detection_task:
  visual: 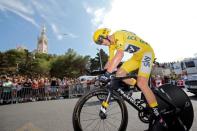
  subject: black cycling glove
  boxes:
[100,72,112,83]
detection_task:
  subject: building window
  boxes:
[185,61,195,68]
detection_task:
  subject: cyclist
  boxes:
[93,28,167,131]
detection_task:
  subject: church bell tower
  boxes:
[37,25,48,54]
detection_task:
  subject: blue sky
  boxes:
[0,0,197,62]
[0,0,111,57]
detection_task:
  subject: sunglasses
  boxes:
[96,35,105,45]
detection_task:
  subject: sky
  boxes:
[0,0,197,63]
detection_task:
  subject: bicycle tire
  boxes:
[156,84,194,130]
[72,88,128,131]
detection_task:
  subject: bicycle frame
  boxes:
[102,79,180,116]
[116,87,145,111]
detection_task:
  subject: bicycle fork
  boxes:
[99,91,111,119]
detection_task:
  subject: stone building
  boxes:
[37,25,48,54]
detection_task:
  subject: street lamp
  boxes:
[97,48,103,70]
[16,63,19,72]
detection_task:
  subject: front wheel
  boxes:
[72,88,128,131]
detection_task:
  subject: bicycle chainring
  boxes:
[138,111,151,123]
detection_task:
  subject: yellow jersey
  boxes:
[108,30,154,60]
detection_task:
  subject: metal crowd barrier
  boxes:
[68,83,96,98]
[0,84,95,105]
[0,87,12,104]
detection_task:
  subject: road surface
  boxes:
[0,90,197,131]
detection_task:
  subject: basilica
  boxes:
[37,25,48,54]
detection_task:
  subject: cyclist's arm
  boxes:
[104,61,110,70]
[104,46,115,69]
[106,33,125,73]
[107,50,124,73]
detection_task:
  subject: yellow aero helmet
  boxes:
[93,28,111,44]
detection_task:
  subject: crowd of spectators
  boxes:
[0,74,96,104]
[151,62,188,87]
[0,75,72,90]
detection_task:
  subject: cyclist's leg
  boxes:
[137,52,167,130]
[137,52,156,107]
[116,56,139,85]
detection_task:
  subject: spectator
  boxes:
[32,79,39,101]
[44,78,50,100]
[0,76,3,87]
[1,76,12,103]
[181,70,188,80]
[50,77,58,99]
[23,79,32,88]
[38,78,45,100]
[3,76,13,87]
[21,78,32,102]
[12,78,18,89]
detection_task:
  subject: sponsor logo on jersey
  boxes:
[142,56,151,67]
[124,44,140,53]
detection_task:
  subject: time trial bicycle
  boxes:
[72,70,194,131]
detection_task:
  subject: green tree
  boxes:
[50,49,90,78]
[0,49,26,74]
[0,48,106,78]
